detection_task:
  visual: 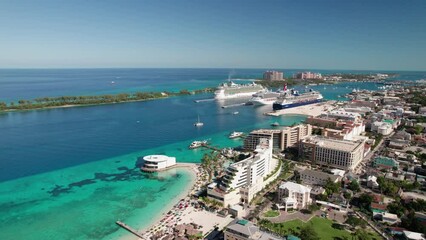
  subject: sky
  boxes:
[0,0,425,70]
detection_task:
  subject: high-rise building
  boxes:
[299,136,365,170]
[207,138,280,206]
[294,72,322,80]
[244,124,312,151]
[263,71,284,81]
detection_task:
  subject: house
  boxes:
[224,219,282,240]
[370,202,387,216]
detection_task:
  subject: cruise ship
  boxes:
[248,89,282,106]
[214,81,264,100]
[272,87,323,110]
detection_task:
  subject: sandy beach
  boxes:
[118,163,216,240]
[265,100,337,117]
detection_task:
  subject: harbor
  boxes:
[265,100,337,117]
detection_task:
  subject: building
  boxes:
[207,139,280,206]
[299,136,365,170]
[263,71,284,81]
[139,155,176,172]
[277,182,312,211]
[373,156,399,169]
[294,72,322,80]
[299,169,341,186]
[224,219,282,240]
[371,121,393,135]
[244,124,312,151]
[402,230,425,240]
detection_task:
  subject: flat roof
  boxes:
[302,135,363,152]
[143,155,174,162]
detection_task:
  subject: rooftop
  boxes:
[279,181,311,194]
[301,135,364,152]
[300,169,340,182]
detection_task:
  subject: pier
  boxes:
[221,103,246,108]
[116,221,145,239]
[194,98,215,103]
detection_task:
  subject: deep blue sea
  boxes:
[0,68,424,240]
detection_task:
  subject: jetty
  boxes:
[221,103,246,108]
[194,98,215,103]
[116,221,145,239]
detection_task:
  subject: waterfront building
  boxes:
[224,219,282,240]
[207,138,280,206]
[299,169,341,186]
[299,136,365,170]
[139,155,176,172]
[263,70,284,81]
[294,72,322,80]
[277,181,312,211]
[244,124,312,151]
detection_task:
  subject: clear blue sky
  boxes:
[0,0,425,70]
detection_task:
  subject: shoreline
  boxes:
[119,163,202,240]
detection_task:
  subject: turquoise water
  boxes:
[1,69,424,239]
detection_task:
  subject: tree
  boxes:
[299,224,320,240]
[354,229,372,240]
[348,180,360,192]
[324,178,340,195]
[358,193,373,211]
[201,151,222,182]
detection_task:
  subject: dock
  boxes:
[221,103,246,108]
[116,221,145,239]
[194,98,215,103]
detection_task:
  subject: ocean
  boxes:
[0,68,424,239]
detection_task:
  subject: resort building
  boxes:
[299,169,341,186]
[299,136,365,170]
[139,155,176,172]
[294,72,322,80]
[244,124,312,151]
[224,219,281,240]
[263,70,284,81]
[277,181,312,212]
[207,138,280,206]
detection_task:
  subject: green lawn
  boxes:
[264,210,280,218]
[260,216,381,240]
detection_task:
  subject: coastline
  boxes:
[265,100,337,117]
[118,163,201,240]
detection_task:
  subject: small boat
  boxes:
[271,122,280,127]
[194,115,203,127]
[111,81,115,84]
[189,140,208,149]
[233,111,239,115]
[229,131,244,139]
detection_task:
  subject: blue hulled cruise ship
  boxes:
[272,86,323,110]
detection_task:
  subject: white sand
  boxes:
[265,100,336,117]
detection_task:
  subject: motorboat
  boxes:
[189,140,208,149]
[229,131,244,139]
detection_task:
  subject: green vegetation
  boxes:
[372,134,383,150]
[263,210,280,218]
[200,151,223,182]
[404,91,426,106]
[324,178,340,195]
[0,87,215,112]
[348,180,360,192]
[377,176,420,197]
[259,217,380,240]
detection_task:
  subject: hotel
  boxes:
[207,139,280,206]
[299,136,365,170]
[263,70,284,81]
[244,124,312,151]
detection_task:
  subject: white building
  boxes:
[371,121,393,135]
[299,136,365,170]
[277,182,312,211]
[403,230,425,240]
[207,139,280,206]
[140,155,176,172]
[299,169,341,186]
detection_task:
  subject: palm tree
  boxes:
[201,150,222,182]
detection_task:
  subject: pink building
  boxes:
[294,72,322,80]
[263,71,284,81]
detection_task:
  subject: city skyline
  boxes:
[0,0,425,70]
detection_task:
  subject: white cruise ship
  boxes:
[248,90,282,106]
[214,81,264,100]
